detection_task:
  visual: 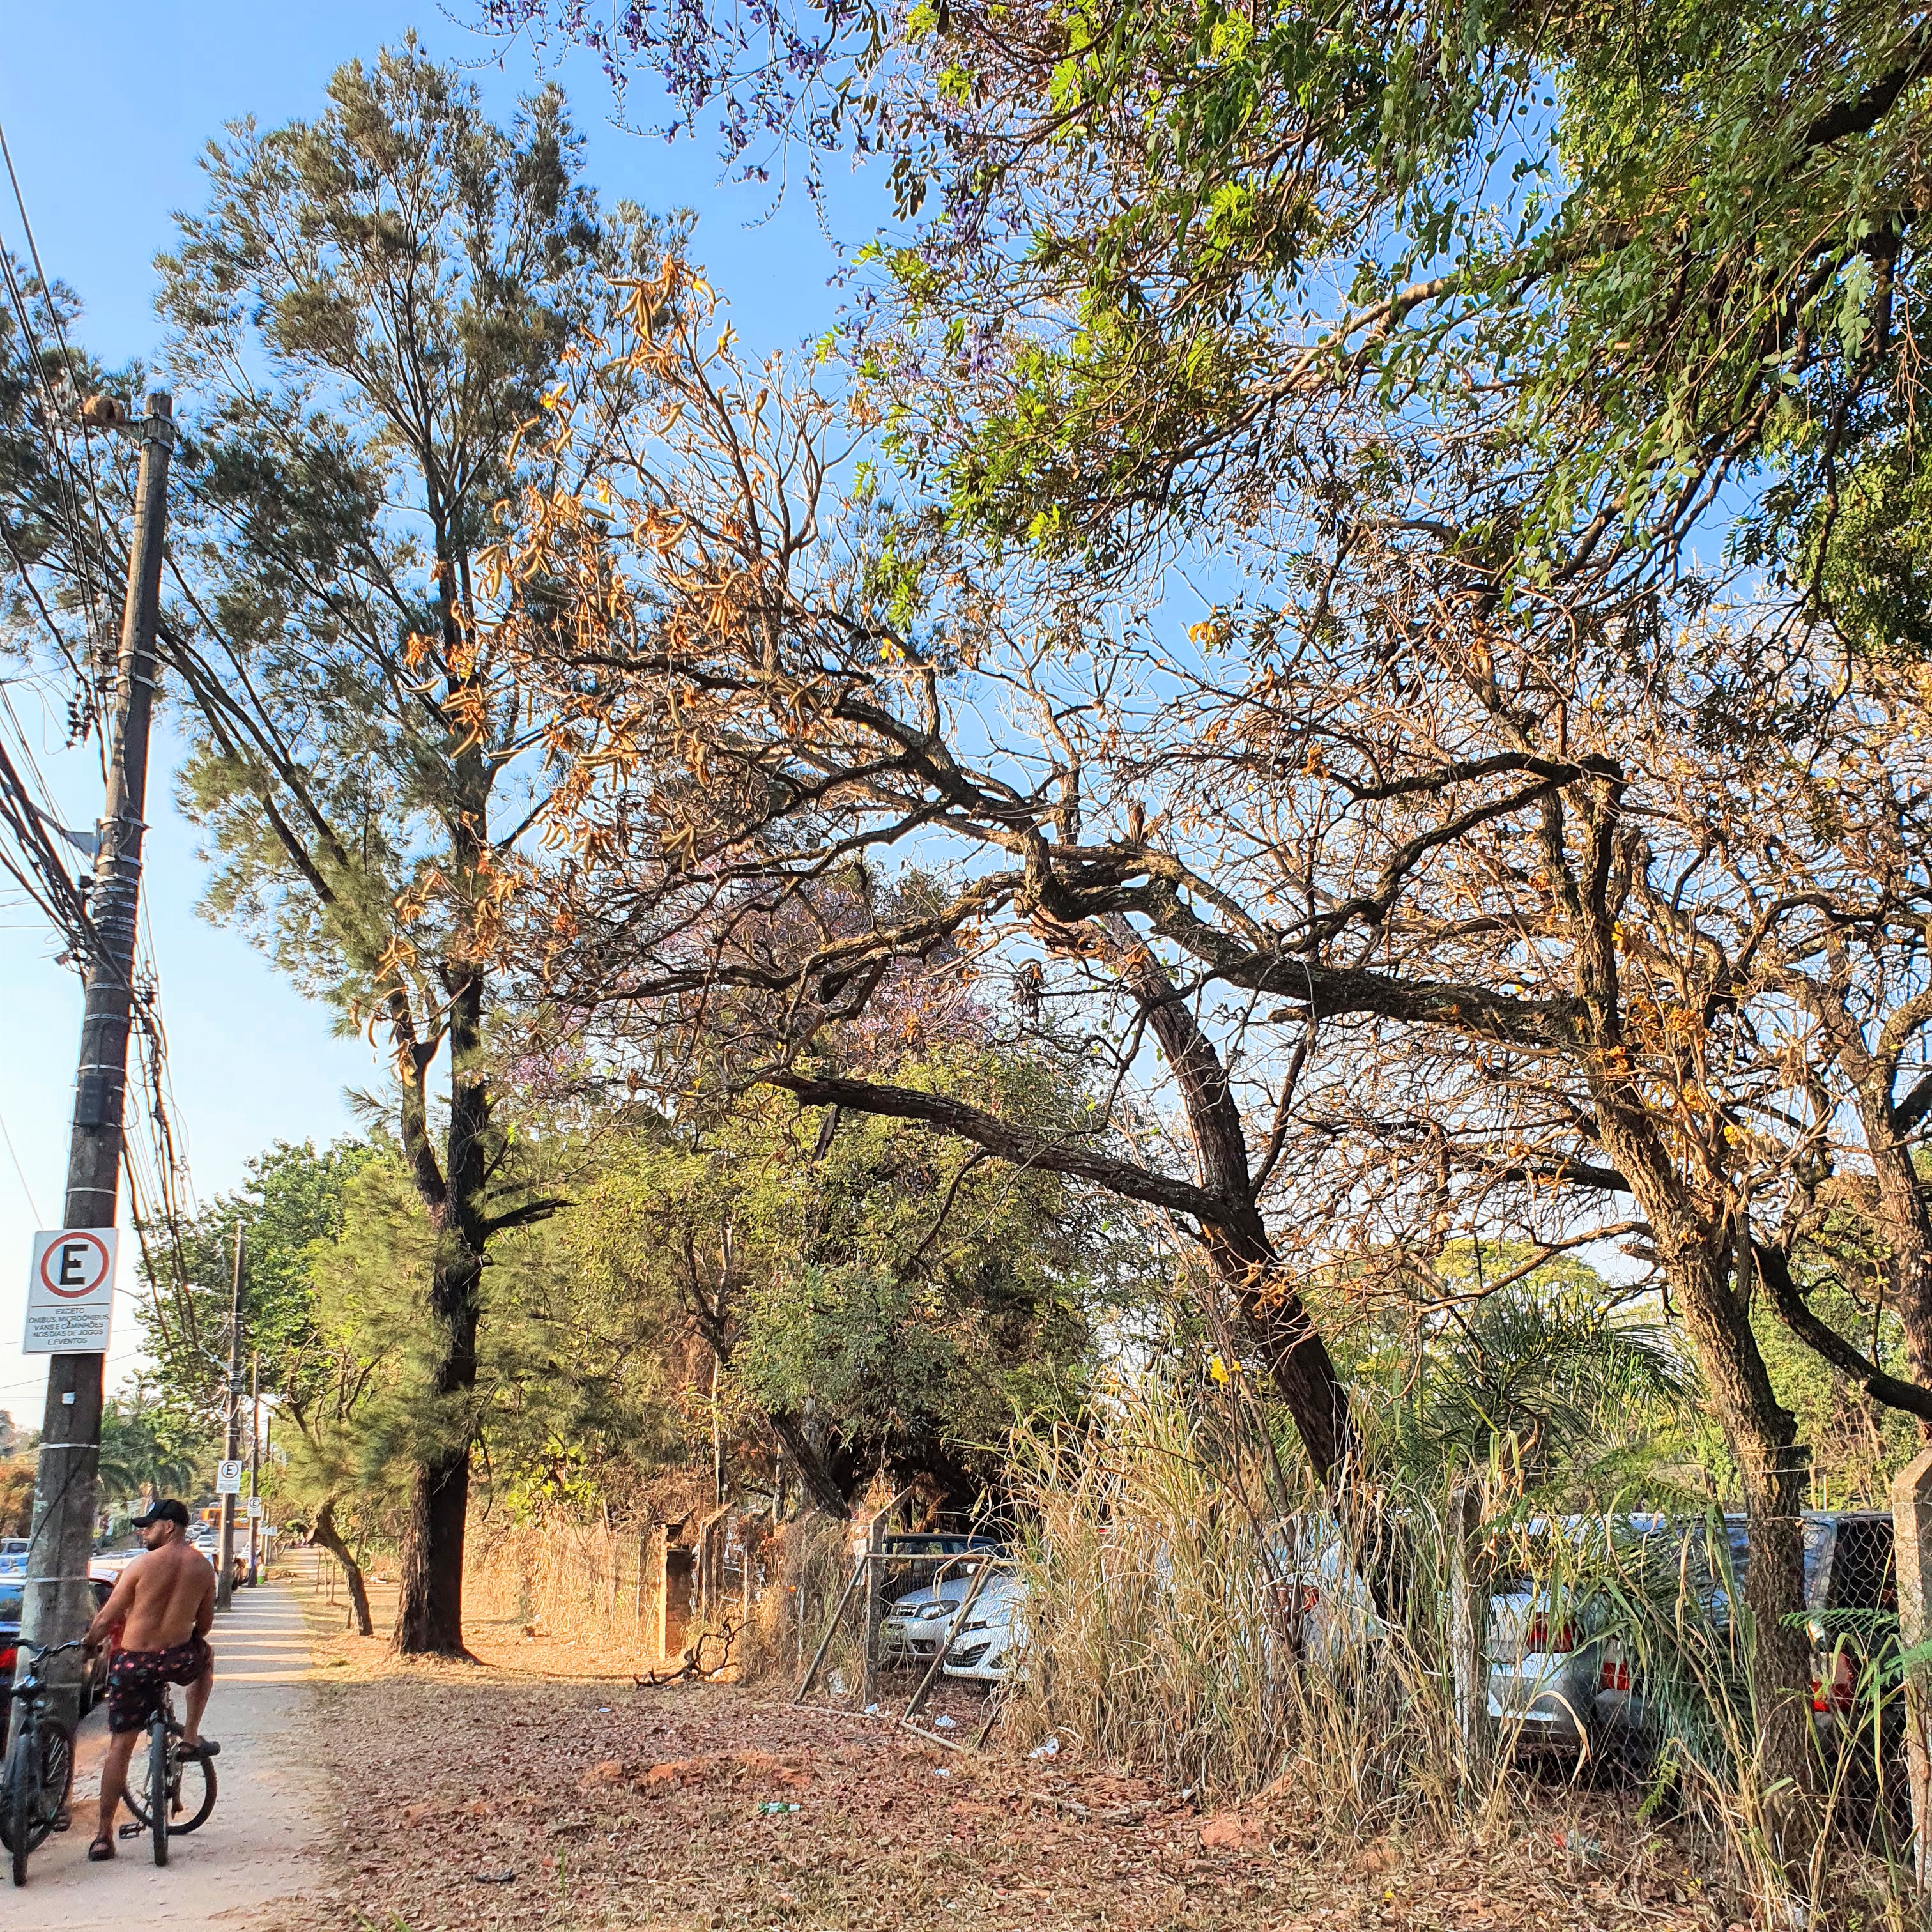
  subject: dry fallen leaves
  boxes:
[264,1597,1722,1932]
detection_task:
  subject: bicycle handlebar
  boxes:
[7,1638,85,1690]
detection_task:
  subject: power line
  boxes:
[0,1101,43,1222]
[0,120,119,707]
[0,121,117,654]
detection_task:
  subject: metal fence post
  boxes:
[1892,1445,1932,1892]
[861,1515,884,1710]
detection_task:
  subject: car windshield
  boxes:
[0,1585,22,1625]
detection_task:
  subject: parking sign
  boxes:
[24,1229,117,1353]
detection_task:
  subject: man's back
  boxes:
[118,1541,215,1650]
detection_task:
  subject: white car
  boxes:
[943,1575,1028,1683]
[880,1572,985,1666]
[1264,1517,1387,1664]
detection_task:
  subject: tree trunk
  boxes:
[312,1495,373,1637]
[1112,923,1356,1483]
[1664,1236,1814,1818]
[1827,1013,1932,1436]
[394,1417,473,1655]
[393,961,489,1659]
[1872,1144,1932,1433]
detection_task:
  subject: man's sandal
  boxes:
[87,1836,114,1861]
[180,1738,220,1759]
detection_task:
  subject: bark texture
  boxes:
[312,1494,376,1638]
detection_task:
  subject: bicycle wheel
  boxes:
[30,1721,70,1850]
[1,1728,28,1887]
[164,1751,215,1835]
[147,1716,168,1866]
[0,1716,71,1883]
[123,1729,216,1839]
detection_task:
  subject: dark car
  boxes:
[1593,1511,1899,1777]
[0,1577,113,1746]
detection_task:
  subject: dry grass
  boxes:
[273,1544,1716,1932]
[280,1423,1915,1932]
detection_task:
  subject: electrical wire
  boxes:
[0,120,118,653]
[0,126,203,1398]
[0,1100,43,1222]
[0,118,123,755]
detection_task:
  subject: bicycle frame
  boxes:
[3,1641,79,1886]
[120,1676,217,1856]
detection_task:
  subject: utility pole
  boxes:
[217,1222,244,1611]
[246,1349,261,1586]
[20,393,174,1725]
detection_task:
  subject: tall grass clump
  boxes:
[1572,1512,1915,1925]
[1006,1376,1478,1834]
[1004,1376,1918,1924]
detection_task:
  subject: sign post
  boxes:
[24,1229,117,1354]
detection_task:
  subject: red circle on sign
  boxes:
[39,1230,110,1298]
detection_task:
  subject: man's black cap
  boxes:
[132,1498,190,1528]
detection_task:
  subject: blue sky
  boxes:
[0,3,883,1423]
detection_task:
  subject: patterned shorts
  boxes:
[105,1634,212,1735]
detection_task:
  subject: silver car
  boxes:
[1485,1574,1604,1753]
[879,1573,983,1666]
[1485,1514,1671,1756]
[943,1574,1028,1683]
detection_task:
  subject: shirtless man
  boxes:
[80,1499,220,1861]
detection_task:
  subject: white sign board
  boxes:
[24,1228,117,1354]
[215,1460,243,1496]
[245,1496,264,1518]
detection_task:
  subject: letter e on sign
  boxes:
[25,1228,117,1354]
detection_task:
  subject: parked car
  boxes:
[943,1574,1029,1683]
[1483,1514,1671,1756]
[185,1527,244,1590]
[0,1575,113,1747]
[880,1570,996,1667]
[1271,1519,1387,1663]
[1485,1511,1899,1768]
[882,1535,1007,1560]
[1595,1512,1896,1758]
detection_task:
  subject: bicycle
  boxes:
[119,1678,216,1865]
[0,1639,82,1887]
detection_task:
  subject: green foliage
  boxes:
[96,1383,212,1506]
[1349,1247,1697,1503]
[578,1050,1148,1500]
[469,1176,698,1520]
[288,1150,444,1529]
[0,1460,33,1538]
[245,1130,697,1529]
[1752,1275,1917,1508]
[857,0,1932,618]
[139,1137,376,1429]
[158,38,657,1011]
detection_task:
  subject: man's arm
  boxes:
[194,1561,215,1637]
[84,1560,140,1646]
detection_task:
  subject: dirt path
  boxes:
[0,1572,328,1929]
[269,1597,1712,1932]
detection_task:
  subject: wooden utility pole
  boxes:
[19,394,174,1724]
[217,1223,245,1610]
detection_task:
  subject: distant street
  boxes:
[0,1573,325,1928]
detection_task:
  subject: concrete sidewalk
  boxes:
[0,1574,328,1928]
